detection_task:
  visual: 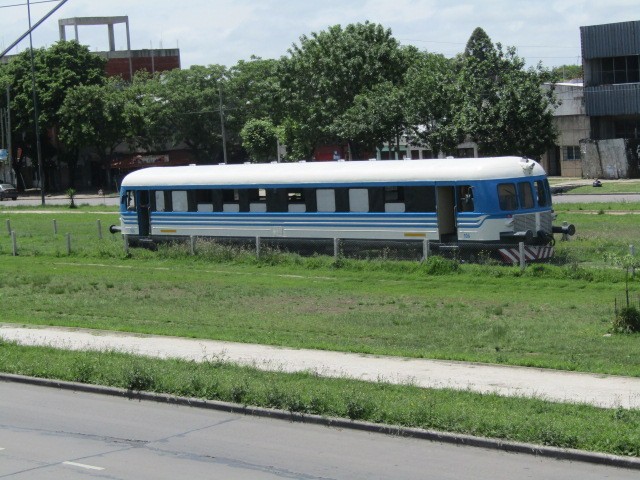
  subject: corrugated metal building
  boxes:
[581,20,640,140]
[579,20,640,178]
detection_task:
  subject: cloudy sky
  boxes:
[2,0,638,69]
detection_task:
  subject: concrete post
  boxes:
[519,242,526,271]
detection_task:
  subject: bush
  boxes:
[423,256,459,275]
[612,306,640,333]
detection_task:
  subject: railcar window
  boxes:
[287,188,306,213]
[247,188,266,212]
[349,189,369,212]
[405,186,436,212]
[498,183,518,210]
[457,185,474,212]
[368,188,385,212]
[535,180,549,207]
[195,189,214,211]
[125,191,136,211]
[384,186,403,203]
[172,191,188,212]
[266,188,287,212]
[317,189,336,212]
[222,189,240,213]
[384,186,404,212]
[518,182,534,209]
[155,191,165,211]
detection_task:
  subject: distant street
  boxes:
[5,195,118,208]
[1,382,637,480]
[552,193,640,204]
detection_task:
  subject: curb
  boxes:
[2,372,640,471]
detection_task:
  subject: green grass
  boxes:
[568,182,640,194]
[2,341,639,457]
[1,210,640,377]
[553,201,640,213]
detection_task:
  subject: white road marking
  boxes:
[62,461,105,471]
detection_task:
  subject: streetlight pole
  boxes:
[27,0,45,205]
[218,85,228,164]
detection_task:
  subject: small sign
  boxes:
[0,149,7,161]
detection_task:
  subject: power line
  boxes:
[0,0,59,8]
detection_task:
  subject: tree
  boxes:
[57,78,132,189]
[404,52,461,156]
[551,64,583,82]
[3,40,106,186]
[134,65,228,163]
[279,22,411,159]
[453,28,558,159]
[240,118,278,162]
[334,81,408,158]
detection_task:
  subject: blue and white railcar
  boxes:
[114,156,573,260]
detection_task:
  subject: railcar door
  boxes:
[137,190,151,237]
[436,186,456,242]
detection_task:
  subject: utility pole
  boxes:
[218,84,228,164]
[6,87,13,185]
[27,0,45,205]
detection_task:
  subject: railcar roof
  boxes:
[121,156,546,188]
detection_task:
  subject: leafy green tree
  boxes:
[454,28,558,159]
[57,78,133,189]
[404,52,461,156]
[551,64,583,82]
[240,118,278,162]
[3,40,106,186]
[334,81,408,158]
[133,65,228,163]
[279,22,411,159]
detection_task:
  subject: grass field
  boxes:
[1,206,639,455]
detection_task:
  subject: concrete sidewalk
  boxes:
[2,324,639,410]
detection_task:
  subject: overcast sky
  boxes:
[2,0,638,69]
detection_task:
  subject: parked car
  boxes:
[0,183,18,200]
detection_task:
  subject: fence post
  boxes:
[422,239,430,263]
[66,233,71,255]
[11,230,17,256]
[123,234,130,255]
[256,236,261,259]
[190,236,196,255]
[53,219,58,235]
[519,241,526,271]
[333,238,340,261]
[631,244,635,279]
[97,219,103,240]
[6,219,10,236]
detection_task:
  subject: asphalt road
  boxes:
[552,193,640,204]
[1,382,637,480]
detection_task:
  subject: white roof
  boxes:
[121,156,546,188]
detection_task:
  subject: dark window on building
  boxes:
[518,182,535,209]
[564,146,581,161]
[614,118,640,139]
[498,183,518,210]
[601,55,640,84]
[457,148,475,158]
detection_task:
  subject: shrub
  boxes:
[423,256,459,275]
[612,306,640,333]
